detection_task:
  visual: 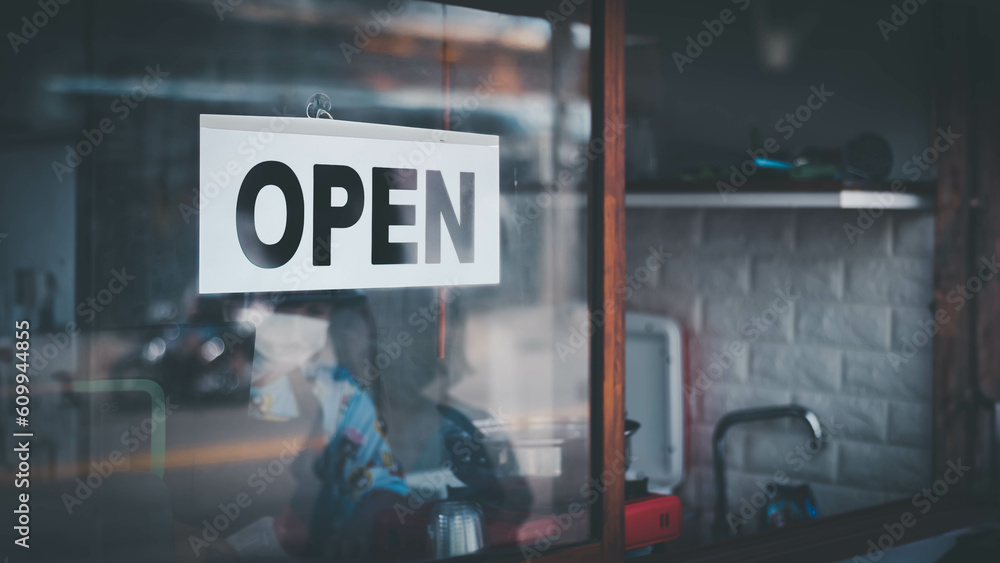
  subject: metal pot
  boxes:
[624,418,640,470]
[428,501,485,558]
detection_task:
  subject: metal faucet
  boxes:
[712,405,824,538]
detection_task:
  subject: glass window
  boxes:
[623,0,936,554]
[0,1,595,561]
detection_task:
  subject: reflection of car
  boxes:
[108,324,253,406]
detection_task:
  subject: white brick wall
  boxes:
[625,207,935,531]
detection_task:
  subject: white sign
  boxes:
[198,115,500,294]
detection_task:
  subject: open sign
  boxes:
[199,115,500,294]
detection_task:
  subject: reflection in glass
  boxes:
[0,0,594,561]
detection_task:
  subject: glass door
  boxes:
[0,1,607,561]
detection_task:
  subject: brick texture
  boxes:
[625,207,936,529]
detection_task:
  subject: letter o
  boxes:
[236,161,304,269]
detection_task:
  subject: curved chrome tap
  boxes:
[712,404,824,538]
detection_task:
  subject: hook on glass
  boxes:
[306,93,334,119]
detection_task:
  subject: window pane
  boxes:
[623,0,936,554]
[0,1,593,560]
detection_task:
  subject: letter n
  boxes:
[425,170,474,263]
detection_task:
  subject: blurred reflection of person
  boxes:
[202,291,408,562]
[369,289,532,518]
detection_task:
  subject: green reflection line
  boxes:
[71,379,166,478]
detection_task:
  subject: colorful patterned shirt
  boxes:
[308,364,408,536]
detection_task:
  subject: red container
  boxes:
[625,494,682,550]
